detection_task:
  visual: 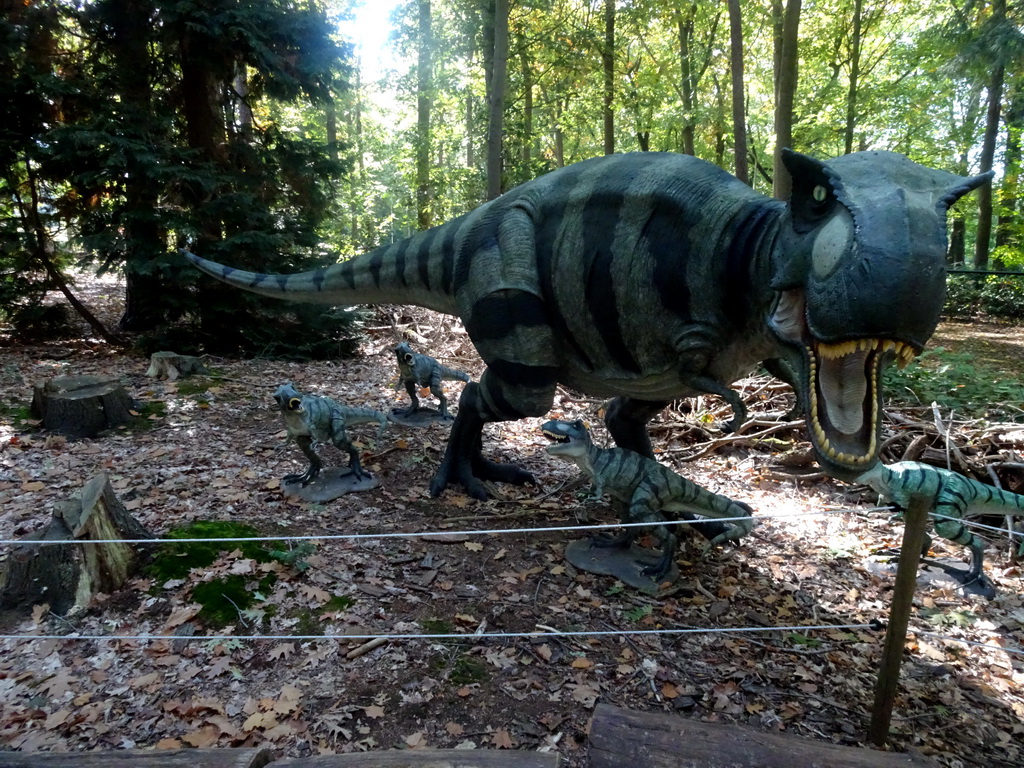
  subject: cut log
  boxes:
[147,351,210,380]
[588,704,935,768]
[31,374,134,438]
[272,749,560,767]
[0,474,154,616]
[0,748,272,768]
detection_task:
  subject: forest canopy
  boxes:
[2,0,1023,353]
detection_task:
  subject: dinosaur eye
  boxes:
[288,398,301,410]
[812,185,828,203]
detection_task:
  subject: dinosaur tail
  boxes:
[181,218,467,315]
[440,365,471,383]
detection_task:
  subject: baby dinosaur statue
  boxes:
[542,418,754,580]
[857,460,1024,593]
[393,341,471,419]
[274,383,388,486]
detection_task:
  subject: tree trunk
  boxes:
[727,0,748,183]
[843,0,863,155]
[602,0,615,155]
[485,0,509,200]
[974,63,1004,269]
[773,0,801,200]
[416,0,433,229]
[675,4,696,156]
[107,0,167,333]
[519,33,534,176]
[997,80,1023,250]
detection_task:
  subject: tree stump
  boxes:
[146,351,209,380]
[0,474,154,616]
[31,375,134,438]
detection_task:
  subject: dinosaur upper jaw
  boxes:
[770,289,917,479]
[541,420,589,459]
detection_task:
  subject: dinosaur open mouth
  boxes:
[770,290,917,472]
[808,338,914,467]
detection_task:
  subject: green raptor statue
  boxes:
[394,341,471,419]
[186,150,990,504]
[858,460,1024,593]
[274,383,388,486]
[542,418,753,580]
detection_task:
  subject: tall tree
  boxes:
[773,0,801,199]
[726,0,748,182]
[416,0,433,229]
[843,0,863,155]
[485,0,510,199]
[602,0,615,155]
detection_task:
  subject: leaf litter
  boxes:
[0,280,1021,766]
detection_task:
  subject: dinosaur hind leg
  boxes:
[933,509,990,589]
[429,365,555,500]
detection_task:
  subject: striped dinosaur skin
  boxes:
[185,150,990,500]
[274,383,388,486]
[858,461,1024,591]
[542,418,753,580]
[394,342,471,419]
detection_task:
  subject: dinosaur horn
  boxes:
[939,170,994,211]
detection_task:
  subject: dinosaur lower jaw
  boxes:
[806,337,915,475]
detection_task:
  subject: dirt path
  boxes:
[932,319,1024,379]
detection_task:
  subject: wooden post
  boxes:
[869,493,931,747]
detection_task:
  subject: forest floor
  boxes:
[0,273,1022,767]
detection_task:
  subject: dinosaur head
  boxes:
[273,383,304,413]
[768,150,991,479]
[541,418,593,460]
[394,342,415,366]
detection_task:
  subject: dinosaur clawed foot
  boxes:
[283,471,318,487]
[429,455,535,501]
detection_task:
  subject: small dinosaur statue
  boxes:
[857,460,1024,591]
[542,418,754,580]
[274,383,388,486]
[185,151,991,504]
[393,342,471,419]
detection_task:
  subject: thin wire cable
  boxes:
[0,622,876,644]
[0,506,874,548]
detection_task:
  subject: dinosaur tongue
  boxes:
[819,350,867,435]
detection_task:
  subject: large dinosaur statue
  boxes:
[185,150,990,501]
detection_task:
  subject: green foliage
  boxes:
[269,542,318,573]
[191,573,277,627]
[943,275,985,319]
[449,656,488,685]
[623,604,653,622]
[146,521,276,582]
[421,618,454,635]
[884,347,1024,419]
[944,274,1024,321]
[979,276,1024,319]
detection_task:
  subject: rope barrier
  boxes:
[0,506,879,548]
[0,622,877,644]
